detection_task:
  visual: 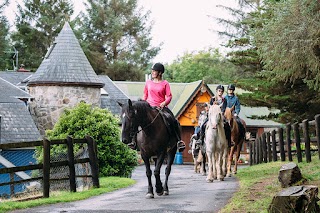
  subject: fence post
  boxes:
[293,122,302,163]
[67,136,76,192]
[43,138,50,198]
[256,137,261,164]
[262,133,267,163]
[286,123,292,161]
[249,142,253,166]
[267,132,272,162]
[315,114,320,160]
[86,136,100,188]
[278,128,285,161]
[302,119,311,163]
[10,172,14,196]
[271,130,277,161]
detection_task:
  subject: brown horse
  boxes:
[224,106,246,176]
[118,99,179,199]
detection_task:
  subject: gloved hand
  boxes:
[234,113,238,117]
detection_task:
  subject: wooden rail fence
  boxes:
[249,114,320,165]
[0,136,99,198]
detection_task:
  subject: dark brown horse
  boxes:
[224,106,246,176]
[118,99,178,199]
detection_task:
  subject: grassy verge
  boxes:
[0,177,135,213]
[220,156,320,213]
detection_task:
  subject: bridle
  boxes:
[126,107,162,138]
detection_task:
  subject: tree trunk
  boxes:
[268,185,320,213]
[278,162,303,188]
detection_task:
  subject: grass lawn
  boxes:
[219,156,320,213]
[0,177,135,213]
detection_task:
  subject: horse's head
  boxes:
[224,106,235,122]
[208,104,222,129]
[118,99,138,145]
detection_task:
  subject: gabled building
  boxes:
[26,22,105,135]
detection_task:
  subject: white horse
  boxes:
[205,104,228,182]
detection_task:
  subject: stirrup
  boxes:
[177,140,186,152]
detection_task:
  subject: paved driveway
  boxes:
[11,164,240,213]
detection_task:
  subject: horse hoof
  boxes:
[206,179,213,183]
[227,173,231,177]
[146,193,154,199]
[157,191,164,196]
[164,190,169,195]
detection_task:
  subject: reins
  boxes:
[132,107,162,136]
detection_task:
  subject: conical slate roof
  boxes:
[27,22,104,87]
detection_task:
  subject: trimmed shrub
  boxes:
[36,102,138,177]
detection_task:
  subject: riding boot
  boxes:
[174,120,185,152]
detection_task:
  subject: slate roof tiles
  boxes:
[27,22,104,88]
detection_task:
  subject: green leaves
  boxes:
[41,102,138,177]
[165,48,238,83]
[75,0,160,81]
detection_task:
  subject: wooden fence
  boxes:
[249,114,320,165]
[0,136,99,198]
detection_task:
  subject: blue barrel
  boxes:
[174,152,183,165]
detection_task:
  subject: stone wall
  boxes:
[28,85,101,135]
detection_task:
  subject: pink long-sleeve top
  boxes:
[143,79,172,107]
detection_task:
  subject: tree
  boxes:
[255,0,320,92]
[11,0,74,70]
[0,0,11,70]
[216,0,320,123]
[165,48,237,83]
[75,0,160,81]
[39,102,138,177]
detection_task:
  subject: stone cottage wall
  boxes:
[28,85,101,135]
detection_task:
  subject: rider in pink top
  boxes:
[142,63,185,152]
[143,79,172,107]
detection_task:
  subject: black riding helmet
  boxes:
[151,63,165,73]
[216,84,224,91]
[227,84,235,91]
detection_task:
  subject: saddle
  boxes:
[157,107,176,137]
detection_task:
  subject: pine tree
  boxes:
[75,0,161,81]
[11,0,74,70]
[0,0,11,70]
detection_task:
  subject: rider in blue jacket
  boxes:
[224,84,245,140]
[224,84,241,116]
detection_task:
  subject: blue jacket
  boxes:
[224,94,241,115]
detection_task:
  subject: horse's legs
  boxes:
[227,146,235,177]
[206,152,214,182]
[217,151,224,181]
[143,156,154,199]
[202,150,207,176]
[154,153,165,196]
[163,149,176,195]
[233,142,243,174]
[222,147,228,177]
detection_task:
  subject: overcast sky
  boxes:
[4,0,238,63]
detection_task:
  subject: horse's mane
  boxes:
[208,104,224,128]
[132,100,152,113]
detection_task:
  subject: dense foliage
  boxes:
[216,0,320,123]
[75,0,160,81]
[0,0,11,70]
[11,0,73,70]
[165,48,238,84]
[37,102,138,177]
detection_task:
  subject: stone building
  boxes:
[27,22,104,135]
